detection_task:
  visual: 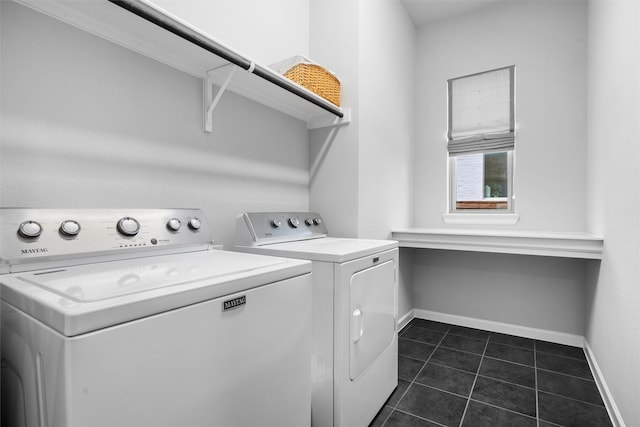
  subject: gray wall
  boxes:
[0,1,309,247]
[585,0,640,424]
[407,0,590,336]
[309,0,414,241]
[413,0,588,231]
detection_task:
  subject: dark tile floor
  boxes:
[370,319,613,427]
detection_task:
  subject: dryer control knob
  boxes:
[188,217,201,230]
[60,220,81,237]
[288,217,300,228]
[18,221,43,238]
[117,217,140,236]
[271,219,282,228]
[305,218,314,226]
[313,217,322,226]
[167,218,182,232]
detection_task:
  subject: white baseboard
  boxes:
[412,309,584,347]
[584,340,626,427]
[398,309,414,331]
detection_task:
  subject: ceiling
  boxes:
[400,0,508,26]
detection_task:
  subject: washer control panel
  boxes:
[236,212,328,246]
[1,208,213,272]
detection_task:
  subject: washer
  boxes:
[235,212,398,427]
[0,208,312,427]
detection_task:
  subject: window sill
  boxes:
[391,228,603,259]
[442,213,520,226]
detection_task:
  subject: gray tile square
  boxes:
[399,338,436,361]
[397,383,467,426]
[536,341,586,360]
[479,357,535,388]
[402,325,446,345]
[415,362,475,397]
[471,376,536,417]
[538,391,612,427]
[430,347,482,373]
[384,410,442,427]
[537,370,605,406]
[410,318,451,333]
[399,355,424,381]
[462,400,537,427]
[485,342,534,366]
[441,333,486,354]
[536,351,593,380]
[489,332,535,350]
[449,325,491,341]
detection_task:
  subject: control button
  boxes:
[313,217,322,226]
[271,219,282,228]
[117,217,140,236]
[59,220,81,237]
[188,217,201,230]
[150,238,158,245]
[18,221,43,238]
[167,218,181,232]
[305,218,314,226]
[288,217,300,228]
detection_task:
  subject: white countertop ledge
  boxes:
[391,228,604,259]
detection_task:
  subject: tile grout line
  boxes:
[535,340,540,427]
[457,334,490,427]
[391,408,448,427]
[466,397,538,421]
[380,324,450,426]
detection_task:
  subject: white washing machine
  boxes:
[0,208,312,427]
[235,212,398,427]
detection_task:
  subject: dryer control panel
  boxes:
[236,212,328,246]
[0,208,214,273]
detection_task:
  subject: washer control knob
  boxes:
[313,217,322,226]
[271,219,282,228]
[60,220,81,237]
[288,217,300,228]
[117,217,140,236]
[188,217,201,230]
[18,221,43,238]
[305,218,314,226]
[167,218,182,232]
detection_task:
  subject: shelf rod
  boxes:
[108,0,344,119]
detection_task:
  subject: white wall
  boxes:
[0,1,310,247]
[309,0,415,317]
[407,1,590,336]
[357,0,415,239]
[585,0,640,425]
[413,0,588,231]
[149,0,310,65]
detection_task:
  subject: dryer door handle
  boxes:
[351,308,363,343]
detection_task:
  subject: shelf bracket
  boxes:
[204,65,238,132]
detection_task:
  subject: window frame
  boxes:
[448,149,515,213]
[447,66,516,214]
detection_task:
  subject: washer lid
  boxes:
[237,237,398,263]
[1,250,310,336]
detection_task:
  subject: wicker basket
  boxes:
[272,56,341,107]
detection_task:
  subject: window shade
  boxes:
[448,66,514,155]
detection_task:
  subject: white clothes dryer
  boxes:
[235,212,398,427]
[0,208,312,427]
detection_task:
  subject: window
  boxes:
[448,66,515,212]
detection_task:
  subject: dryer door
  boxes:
[349,258,396,380]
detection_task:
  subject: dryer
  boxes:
[1,208,312,427]
[235,212,398,427]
